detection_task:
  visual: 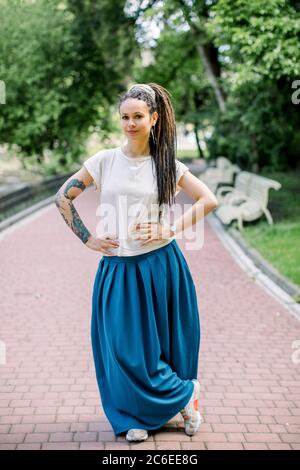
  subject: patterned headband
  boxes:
[127,83,156,104]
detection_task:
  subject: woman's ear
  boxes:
[152,111,158,126]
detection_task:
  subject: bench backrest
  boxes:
[204,158,240,186]
[234,171,254,194]
[216,157,233,170]
[247,174,282,208]
[220,165,240,183]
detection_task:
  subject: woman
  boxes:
[55,83,218,442]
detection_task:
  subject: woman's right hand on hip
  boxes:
[86,234,119,256]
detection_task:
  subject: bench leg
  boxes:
[261,207,274,225]
[237,214,244,231]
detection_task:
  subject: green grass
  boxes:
[241,220,300,288]
[177,148,200,160]
[234,169,300,289]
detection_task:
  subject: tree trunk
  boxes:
[177,0,226,112]
[196,44,226,112]
[194,123,205,159]
[250,133,259,172]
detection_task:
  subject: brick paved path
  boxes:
[0,187,299,450]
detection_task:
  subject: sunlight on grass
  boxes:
[241,219,300,287]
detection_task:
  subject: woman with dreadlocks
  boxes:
[55,83,218,442]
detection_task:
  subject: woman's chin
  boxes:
[127,134,139,138]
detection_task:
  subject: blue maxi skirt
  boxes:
[90,239,201,436]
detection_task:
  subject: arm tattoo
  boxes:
[55,178,92,244]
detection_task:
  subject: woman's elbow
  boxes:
[205,197,219,213]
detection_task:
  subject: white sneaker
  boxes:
[180,379,202,436]
[126,428,148,442]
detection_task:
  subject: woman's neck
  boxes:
[122,141,151,157]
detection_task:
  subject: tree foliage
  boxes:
[130,0,300,170]
[1,0,300,172]
[0,0,137,170]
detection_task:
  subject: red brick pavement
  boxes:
[0,187,299,450]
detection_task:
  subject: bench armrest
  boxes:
[224,194,251,206]
[216,185,234,198]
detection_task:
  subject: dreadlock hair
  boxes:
[118,82,177,222]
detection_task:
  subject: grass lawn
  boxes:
[234,170,300,290]
[177,148,201,160]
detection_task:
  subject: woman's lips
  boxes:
[128,131,138,134]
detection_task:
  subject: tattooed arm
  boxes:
[55,166,119,255]
[54,166,94,245]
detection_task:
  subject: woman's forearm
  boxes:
[174,197,218,236]
[55,179,92,244]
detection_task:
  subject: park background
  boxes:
[1,0,300,451]
[0,0,299,288]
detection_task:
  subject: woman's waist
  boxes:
[102,238,175,261]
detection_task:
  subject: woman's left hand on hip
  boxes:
[131,222,174,246]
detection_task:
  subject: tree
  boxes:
[0,0,138,170]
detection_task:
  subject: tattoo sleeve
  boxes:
[55,178,92,244]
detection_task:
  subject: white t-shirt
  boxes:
[83,146,190,256]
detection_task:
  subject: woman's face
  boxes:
[119,98,157,142]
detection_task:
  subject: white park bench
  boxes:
[215,171,253,205]
[198,157,240,193]
[214,172,282,231]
